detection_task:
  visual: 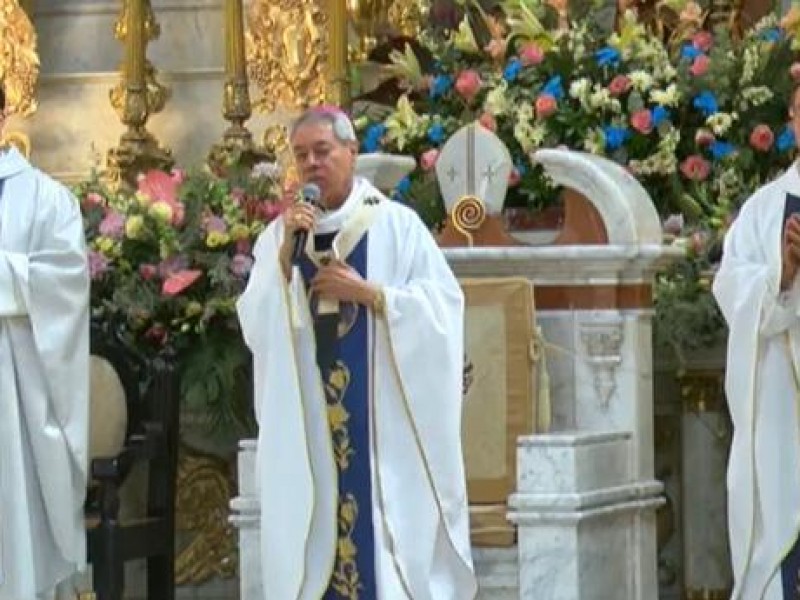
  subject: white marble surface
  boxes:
[532,148,663,245]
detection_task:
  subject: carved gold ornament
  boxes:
[245,0,328,113]
[174,449,237,585]
[451,194,487,246]
[0,0,38,117]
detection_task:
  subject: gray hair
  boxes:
[289,107,357,145]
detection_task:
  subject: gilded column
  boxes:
[107,0,173,187]
[326,0,350,107]
[209,0,268,171]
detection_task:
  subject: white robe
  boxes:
[0,148,90,599]
[237,177,477,600]
[714,165,800,600]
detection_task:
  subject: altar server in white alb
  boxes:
[237,106,477,599]
[0,85,91,600]
[714,83,800,600]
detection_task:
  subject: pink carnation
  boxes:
[478,112,497,132]
[87,251,110,280]
[519,43,544,66]
[690,55,710,77]
[420,148,440,171]
[749,124,775,152]
[139,264,158,280]
[99,210,126,239]
[83,192,105,209]
[455,70,482,102]
[535,94,558,119]
[692,31,714,52]
[630,109,653,134]
[608,75,631,97]
[695,129,715,146]
[680,155,711,181]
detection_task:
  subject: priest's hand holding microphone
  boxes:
[781,213,800,291]
[279,184,384,311]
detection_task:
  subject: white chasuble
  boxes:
[0,148,90,599]
[237,177,477,600]
[714,166,800,600]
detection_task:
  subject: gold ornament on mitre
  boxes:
[436,122,520,247]
[0,0,39,118]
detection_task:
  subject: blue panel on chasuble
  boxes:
[299,232,377,600]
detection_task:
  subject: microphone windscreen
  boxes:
[302,183,321,204]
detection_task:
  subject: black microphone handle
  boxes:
[291,228,308,264]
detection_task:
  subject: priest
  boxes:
[0,86,90,599]
[237,106,477,599]
[713,85,800,599]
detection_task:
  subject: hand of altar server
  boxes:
[311,260,378,306]
[781,214,800,290]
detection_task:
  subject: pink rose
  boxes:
[162,269,203,297]
[519,43,544,66]
[455,70,482,102]
[84,192,104,208]
[231,254,254,277]
[692,31,714,52]
[680,155,711,181]
[630,109,653,134]
[508,167,521,187]
[790,62,800,82]
[236,239,252,255]
[608,75,631,97]
[170,168,186,185]
[535,94,558,119]
[690,55,710,77]
[420,148,440,171]
[478,112,497,132]
[749,124,775,152]
[139,264,158,280]
[695,128,715,146]
[87,251,110,280]
[99,210,126,239]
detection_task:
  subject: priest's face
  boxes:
[291,121,357,210]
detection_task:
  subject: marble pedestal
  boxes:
[509,432,663,600]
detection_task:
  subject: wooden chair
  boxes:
[85,320,181,600]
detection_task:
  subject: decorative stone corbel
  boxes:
[580,316,624,408]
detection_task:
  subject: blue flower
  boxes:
[430,74,453,99]
[427,123,446,144]
[542,76,564,100]
[603,125,631,151]
[514,161,528,176]
[394,176,412,196]
[759,27,781,42]
[681,44,702,60]
[595,47,621,67]
[709,140,735,160]
[693,91,719,116]
[361,123,386,152]
[778,126,796,152]
[651,106,671,127]
[503,59,523,82]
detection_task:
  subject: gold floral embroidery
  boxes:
[326,361,353,470]
[330,493,363,599]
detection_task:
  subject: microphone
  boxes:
[292,183,321,264]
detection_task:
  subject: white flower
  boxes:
[484,81,510,116]
[251,161,280,179]
[569,78,591,100]
[706,112,737,136]
[650,83,681,107]
[583,128,605,155]
[628,70,654,92]
[739,86,773,108]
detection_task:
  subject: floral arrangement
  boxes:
[352,0,800,361]
[76,162,284,432]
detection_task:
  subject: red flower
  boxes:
[692,31,714,52]
[535,94,557,118]
[630,109,653,134]
[680,155,711,181]
[455,70,482,102]
[608,75,631,97]
[162,269,203,296]
[749,124,774,152]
